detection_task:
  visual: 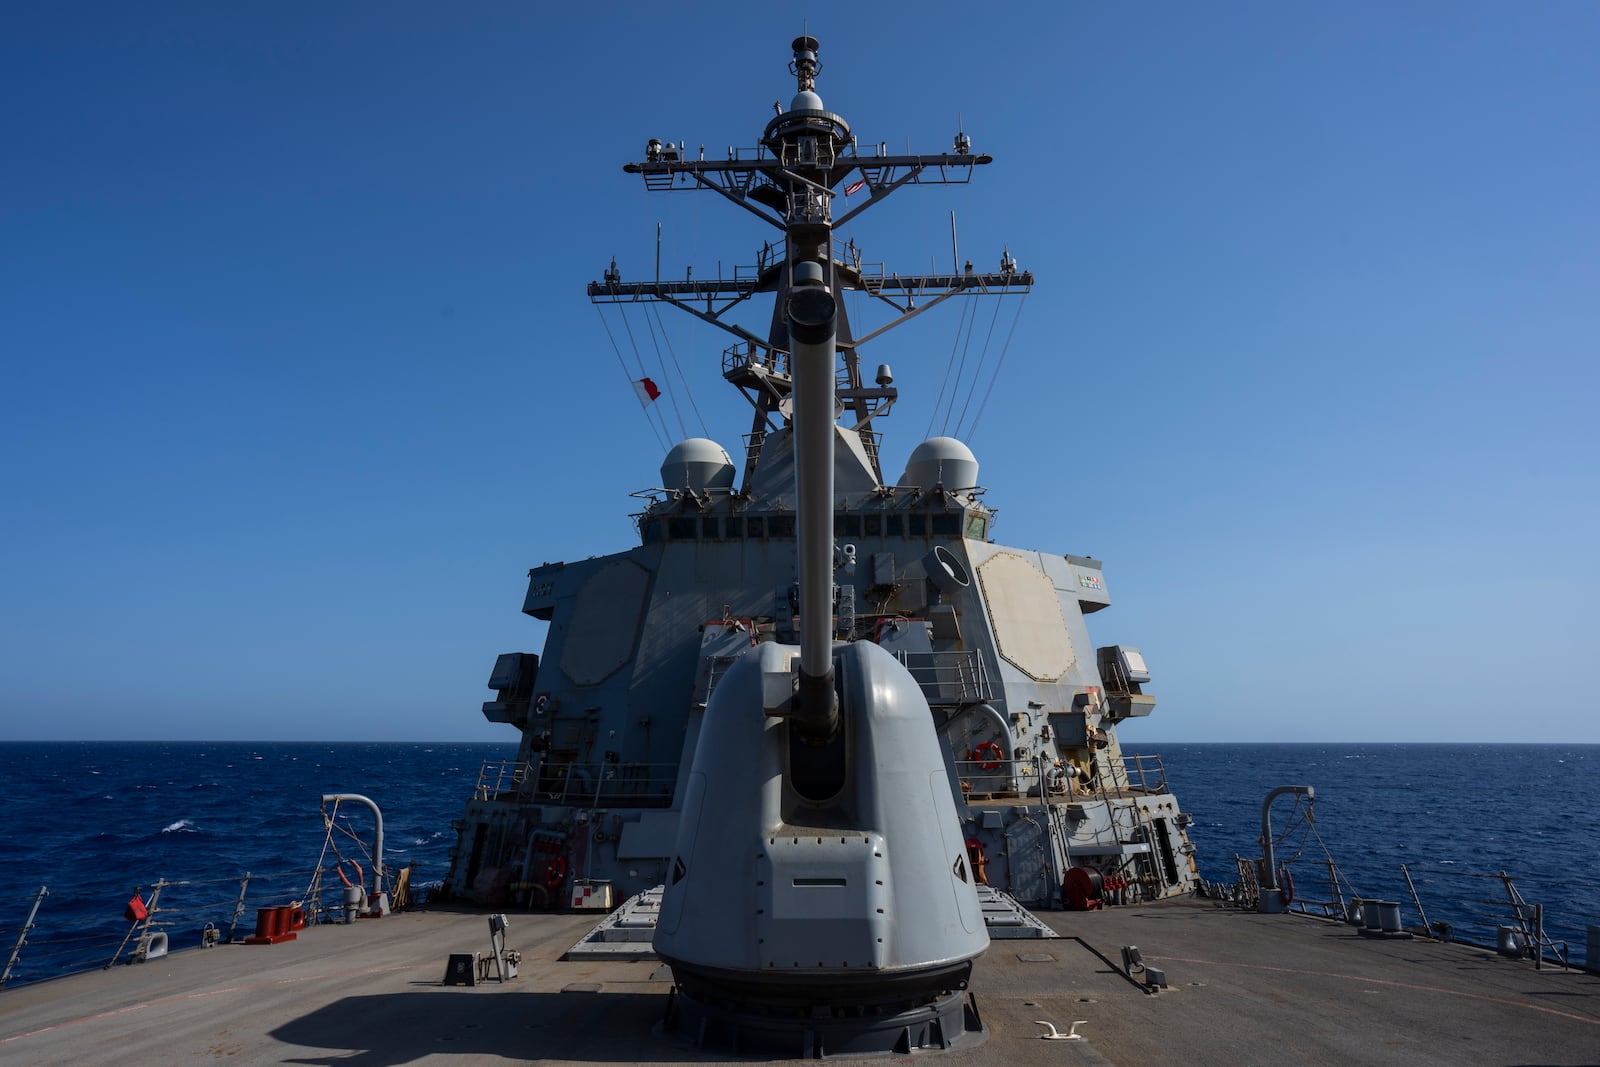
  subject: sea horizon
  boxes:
[0,740,1593,984]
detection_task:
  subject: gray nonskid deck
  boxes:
[2,900,1596,1066]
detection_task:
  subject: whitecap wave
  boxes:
[162,819,198,834]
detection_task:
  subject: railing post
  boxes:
[227,873,251,943]
[305,864,325,925]
[1498,870,1528,952]
[106,884,146,969]
[1,885,48,989]
[1326,858,1346,921]
[133,879,168,961]
[1401,864,1431,935]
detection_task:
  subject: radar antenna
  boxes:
[590,37,1032,487]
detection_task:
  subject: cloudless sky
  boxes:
[3,3,1596,742]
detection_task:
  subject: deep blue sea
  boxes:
[0,741,514,987]
[0,741,1594,987]
[1126,742,1600,969]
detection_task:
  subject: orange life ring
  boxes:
[336,858,363,890]
[1279,866,1295,905]
[544,856,567,889]
[972,741,1004,771]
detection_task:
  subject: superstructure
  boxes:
[445,35,1199,921]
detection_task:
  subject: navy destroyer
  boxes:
[444,36,1198,937]
[4,33,1596,1067]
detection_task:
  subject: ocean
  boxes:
[0,741,1594,987]
[1129,742,1600,967]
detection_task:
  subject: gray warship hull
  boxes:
[4,31,1597,1067]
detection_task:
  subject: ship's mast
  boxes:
[590,36,1032,489]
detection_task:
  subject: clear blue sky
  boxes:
[3,4,1596,742]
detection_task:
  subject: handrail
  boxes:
[893,650,993,706]
[1250,850,1582,970]
[473,759,681,808]
[0,863,397,989]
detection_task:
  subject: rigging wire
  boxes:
[1278,815,1314,865]
[616,303,675,447]
[1307,818,1364,900]
[939,295,983,436]
[951,295,1005,439]
[925,296,974,440]
[650,302,707,437]
[304,802,339,900]
[641,301,688,438]
[327,814,375,864]
[964,292,1028,446]
[595,304,669,452]
[15,930,123,947]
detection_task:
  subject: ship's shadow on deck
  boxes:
[272,987,699,1066]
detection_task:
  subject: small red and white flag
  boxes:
[632,376,661,407]
[844,178,866,196]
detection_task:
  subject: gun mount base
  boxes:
[658,958,985,1057]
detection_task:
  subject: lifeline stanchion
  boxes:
[227,873,252,943]
[1401,864,1431,935]
[105,887,146,970]
[1,886,48,989]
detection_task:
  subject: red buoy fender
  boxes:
[1279,866,1295,905]
[972,741,1004,771]
[544,856,567,889]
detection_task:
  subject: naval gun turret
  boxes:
[446,32,1201,1029]
[652,255,988,1055]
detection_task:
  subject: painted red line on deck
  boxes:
[0,961,433,1046]
[1149,954,1600,1027]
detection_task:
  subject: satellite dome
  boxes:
[791,89,824,112]
[661,438,736,493]
[899,437,979,491]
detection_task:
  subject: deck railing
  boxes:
[894,649,994,706]
[0,862,417,990]
[473,759,679,808]
[1224,851,1596,971]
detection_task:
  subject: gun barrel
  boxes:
[787,280,840,744]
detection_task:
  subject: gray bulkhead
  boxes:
[449,433,1197,907]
